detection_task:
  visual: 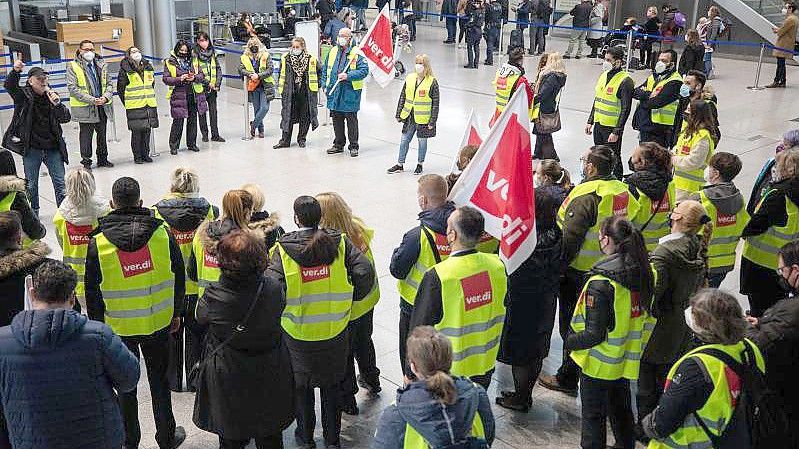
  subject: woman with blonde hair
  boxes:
[274,37,321,149]
[372,326,495,449]
[387,54,440,175]
[238,37,275,138]
[53,166,109,311]
[532,52,566,160]
[241,183,284,250]
[316,191,381,413]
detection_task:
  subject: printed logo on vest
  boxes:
[418,89,427,97]
[680,144,691,156]
[606,86,615,94]
[653,86,664,96]
[461,271,492,311]
[433,232,452,257]
[204,251,219,268]
[65,222,93,246]
[613,192,629,216]
[117,246,154,278]
[630,291,642,318]
[724,366,742,408]
[716,213,737,227]
[652,191,671,213]
[479,232,494,243]
[496,77,508,90]
[172,229,196,245]
[301,265,330,283]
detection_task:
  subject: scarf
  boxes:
[288,52,310,85]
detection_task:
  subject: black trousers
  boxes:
[119,331,176,449]
[640,129,673,152]
[580,374,635,449]
[282,118,311,144]
[169,95,199,151]
[534,133,557,160]
[79,108,108,165]
[331,111,359,150]
[776,57,787,84]
[640,42,655,69]
[399,306,412,376]
[218,434,283,449]
[593,124,623,179]
[485,26,500,64]
[470,369,494,392]
[168,295,206,392]
[131,128,152,161]
[636,361,670,425]
[466,39,481,68]
[295,384,340,446]
[341,310,381,405]
[555,268,586,390]
[199,90,221,139]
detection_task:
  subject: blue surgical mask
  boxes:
[679,84,691,98]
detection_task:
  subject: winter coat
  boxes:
[268,229,374,387]
[569,0,592,28]
[515,0,531,28]
[84,207,186,326]
[65,56,115,124]
[192,273,294,438]
[323,18,347,40]
[248,210,285,251]
[117,57,160,131]
[56,192,109,228]
[2,70,71,162]
[644,233,705,365]
[773,13,799,58]
[395,77,440,138]
[625,167,672,209]
[678,43,706,75]
[0,241,51,327]
[188,218,241,284]
[192,46,223,92]
[320,44,369,113]
[0,175,45,240]
[0,309,139,449]
[533,71,566,116]
[162,52,209,119]
[154,195,217,235]
[278,53,320,133]
[372,377,495,449]
[587,3,606,39]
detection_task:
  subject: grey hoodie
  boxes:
[690,182,744,216]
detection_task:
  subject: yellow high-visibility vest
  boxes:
[633,182,676,252]
[69,60,107,108]
[397,226,452,306]
[192,55,218,87]
[325,46,364,91]
[644,71,683,126]
[123,69,157,110]
[240,52,276,85]
[53,211,97,308]
[673,128,715,195]
[278,53,319,94]
[699,190,749,274]
[165,60,204,99]
[403,408,487,449]
[351,226,380,320]
[593,70,632,128]
[494,72,520,113]
[191,226,222,298]
[399,73,436,125]
[742,191,799,270]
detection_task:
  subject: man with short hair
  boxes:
[409,206,508,390]
[85,177,186,449]
[0,260,140,449]
[66,39,115,169]
[564,0,592,59]
[633,49,683,149]
[678,70,719,143]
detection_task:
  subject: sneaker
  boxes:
[142,155,154,163]
[211,135,226,142]
[201,135,209,143]
[350,148,359,157]
[538,374,578,396]
[97,160,114,168]
[327,146,344,154]
[169,426,187,448]
[273,141,290,149]
[413,164,423,175]
[387,164,404,174]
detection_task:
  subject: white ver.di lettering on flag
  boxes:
[358,4,395,88]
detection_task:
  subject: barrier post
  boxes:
[242,76,253,140]
[625,29,633,71]
[498,21,505,64]
[747,43,766,91]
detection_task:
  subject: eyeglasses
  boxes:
[776,265,791,276]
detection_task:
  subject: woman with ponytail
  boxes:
[636,199,710,443]
[268,195,374,449]
[373,326,495,449]
[565,215,654,449]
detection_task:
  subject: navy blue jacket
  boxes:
[0,309,139,449]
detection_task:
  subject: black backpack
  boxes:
[694,340,789,449]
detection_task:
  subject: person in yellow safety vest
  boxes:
[586,47,635,179]
[642,289,766,449]
[189,189,254,299]
[117,46,159,164]
[626,142,676,252]
[387,54,440,175]
[240,183,286,250]
[84,177,187,449]
[320,27,369,157]
[192,32,225,143]
[65,39,115,169]
[632,49,683,149]
[566,216,655,449]
[489,48,534,127]
[317,191,382,415]
[679,70,720,147]
[268,195,374,449]
[274,37,321,150]
[688,152,749,288]
[0,151,45,243]
[238,37,275,139]
[409,206,508,391]
[672,99,718,201]
[53,167,109,312]
[163,39,208,155]
[741,148,799,317]
[153,168,218,393]
[540,145,641,396]
[372,326,496,449]
[392,174,456,377]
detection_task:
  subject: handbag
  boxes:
[187,278,265,390]
[534,93,561,134]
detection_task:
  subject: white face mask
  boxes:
[130,52,143,62]
[533,176,542,188]
[703,166,714,184]
[82,51,95,62]
[654,60,667,74]
[337,36,349,47]
[782,7,789,14]
[290,48,303,56]
[414,63,424,74]
[684,306,702,335]
[602,60,613,72]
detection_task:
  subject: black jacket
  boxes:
[632,69,683,135]
[0,175,45,240]
[2,70,71,162]
[85,207,186,328]
[569,0,592,27]
[484,0,504,27]
[534,71,566,116]
[742,176,799,239]
[678,43,705,75]
[116,57,159,131]
[0,241,51,327]
[395,78,440,138]
[625,167,672,208]
[154,196,218,233]
[560,175,619,270]
[587,67,634,135]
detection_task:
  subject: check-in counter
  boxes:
[56,17,133,62]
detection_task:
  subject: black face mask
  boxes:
[178,52,189,58]
[778,275,795,297]
[250,46,260,53]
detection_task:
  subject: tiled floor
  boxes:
[6,24,790,448]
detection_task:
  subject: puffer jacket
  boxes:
[626,167,672,223]
[0,241,51,327]
[162,52,208,119]
[0,309,139,449]
[372,377,495,449]
[248,210,284,250]
[644,233,705,365]
[154,195,217,233]
[0,175,45,240]
[117,57,160,131]
[56,192,109,227]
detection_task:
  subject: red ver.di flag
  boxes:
[450,109,484,174]
[359,4,394,88]
[448,89,536,274]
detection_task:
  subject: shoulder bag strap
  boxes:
[690,347,747,449]
[640,194,667,232]
[421,226,443,265]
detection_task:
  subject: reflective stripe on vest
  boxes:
[351,227,381,320]
[645,72,682,125]
[192,56,218,87]
[742,191,799,270]
[432,252,507,378]
[494,72,520,113]
[241,52,276,86]
[633,182,676,251]
[570,273,655,381]
[166,61,204,99]
[399,73,436,125]
[557,180,641,272]
[325,46,364,91]
[648,340,765,449]
[53,211,96,304]
[69,60,107,108]
[95,226,175,337]
[397,226,452,305]
[699,190,749,273]
[278,53,319,95]
[192,226,222,298]
[155,200,215,296]
[403,408,487,449]
[124,69,157,110]
[279,238,354,341]
[673,128,715,194]
[593,70,631,128]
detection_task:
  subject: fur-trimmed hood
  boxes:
[248,211,281,236]
[0,175,26,194]
[0,241,51,279]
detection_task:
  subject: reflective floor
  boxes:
[5,22,791,448]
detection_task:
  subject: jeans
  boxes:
[250,88,270,132]
[580,374,635,449]
[22,147,65,212]
[704,52,713,77]
[485,26,500,64]
[566,30,587,57]
[78,108,108,165]
[295,384,340,446]
[707,272,728,289]
[199,89,221,139]
[776,57,787,84]
[131,128,152,161]
[446,17,458,41]
[331,111,359,150]
[555,268,586,390]
[218,434,283,449]
[398,121,429,164]
[169,94,199,151]
[593,124,623,179]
